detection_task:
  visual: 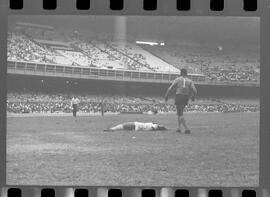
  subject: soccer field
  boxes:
[7,112,259,187]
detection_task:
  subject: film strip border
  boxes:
[8,0,258,11]
[1,0,270,197]
[6,0,265,15]
[1,187,269,197]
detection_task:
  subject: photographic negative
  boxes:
[7,15,259,186]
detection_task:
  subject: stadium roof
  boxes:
[16,22,54,31]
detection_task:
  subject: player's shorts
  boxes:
[123,122,136,130]
[175,94,189,116]
[72,104,78,112]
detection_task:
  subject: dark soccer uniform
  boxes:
[175,94,190,116]
[171,76,197,116]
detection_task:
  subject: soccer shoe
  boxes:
[103,129,112,132]
[176,128,181,133]
[184,130,191,134]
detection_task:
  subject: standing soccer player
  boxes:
[99,100,104,116]
[164,68,197,134]
[71,97,80,117]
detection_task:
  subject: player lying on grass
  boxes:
[104,122,167,132]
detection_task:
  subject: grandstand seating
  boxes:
[8,32,74,65]
[55,50,92,67]
[91,40,138,70]
[8,32,53,63]
[143,45,260,82]
[7,92,259,114]
[108,41,179,72]
[79,40,126,69]
[7,27,260,82]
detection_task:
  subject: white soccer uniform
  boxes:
[71,98,80,105]
[134,122,157,131]
[106,121,166,132]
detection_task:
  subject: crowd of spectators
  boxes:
[7,92,259,114]
[72,39,126,69]
[55,50,92,67]
[108,42,178,72]
[8,32,75,65]
[8,28,260,83]
[92,40,149,71]
[7,32,54,63]
[145,45,260,82]
[202,64,259,82]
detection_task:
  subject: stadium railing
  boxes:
[7,60,259,87]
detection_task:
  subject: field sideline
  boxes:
[7,112,259,187]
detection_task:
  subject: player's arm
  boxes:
[165,79,178,101]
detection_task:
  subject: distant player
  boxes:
[164,68,197,134]
[99,101,104,116]
[71,97,80,117]
[104,122,167,132]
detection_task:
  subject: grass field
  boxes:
[7,112,259,187]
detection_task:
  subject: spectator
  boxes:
[7,92,259,114]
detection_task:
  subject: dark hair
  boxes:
[157,125,167,131]
[180,68,188,76]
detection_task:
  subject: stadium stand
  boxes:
[91,40,147,71]
[108,41,179,72]
[8,32,74,65]
[8,22,260,82]
[55,49,92,67]
[73,39,126,69]
[7,92,259,114]
[8,32,53,63]
[143,45,260,82]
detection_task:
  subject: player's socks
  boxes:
[184,130,191,134]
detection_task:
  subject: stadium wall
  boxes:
[7,74,259,98]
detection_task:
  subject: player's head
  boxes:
[154,124,167,131]
[180,68,188,76]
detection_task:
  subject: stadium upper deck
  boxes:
[7,21,259,84]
